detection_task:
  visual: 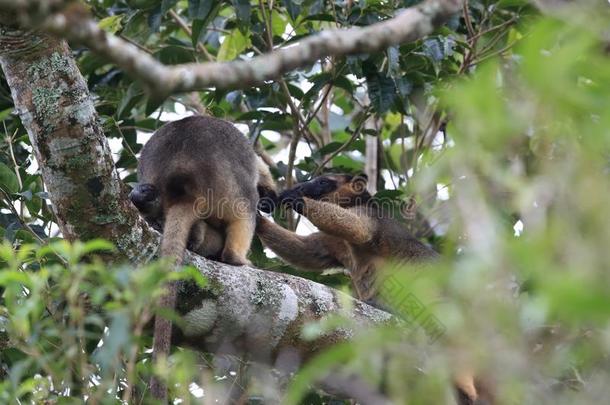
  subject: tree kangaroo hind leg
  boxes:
[221,216,255,266]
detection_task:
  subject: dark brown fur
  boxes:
[257,174,486,405]
[135,115,266,400]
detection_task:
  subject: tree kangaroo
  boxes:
[256,173,437,302]
[130,115,276,400]
[256,173,489,405]
[130,153,277,261]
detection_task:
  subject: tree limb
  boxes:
[0,0,464,99]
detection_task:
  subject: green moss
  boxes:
[93,213,120,224]
[64,155,90,170]
[32,87,61,131]
[27,52,75,131]
[202,277,224,297]
[93,199,121,225]
[176,280,221,315]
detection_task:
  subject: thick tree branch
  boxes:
[0,24,394,365]
[0,0,463,99]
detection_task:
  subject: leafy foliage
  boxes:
[2,0,610,403]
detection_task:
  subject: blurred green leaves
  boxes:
[0,240,207,402]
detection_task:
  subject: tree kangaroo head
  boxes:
[280,173,370,208]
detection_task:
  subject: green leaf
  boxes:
[188,0,214,19]
[387,46,400,77]
[332,155,361,171]
[305,13,335,22]
[191,2,222,48]
[175,265,207,288]
[161,0,178,14]
[117,82,144,118]
[145,97,165,116]
[366,73,396,114]
[192,19,205,48]
[98,15,123,33]
[0,162,19,194]
[82,239,116,255]
[231,0,251,24]
[0,270,32,288]
[316,141,345,156]
[155,45,197,65]
[217,29,251,61]
[0,108,14,121]
[94,313,131,374]
[271,10,288,36]
[285,342,356,404]
[282,0,301,21]
[333,76,354,93]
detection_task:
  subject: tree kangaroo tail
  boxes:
[150,200,199,401]
[160,200,198,259]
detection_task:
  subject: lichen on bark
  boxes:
[0,26,150,257]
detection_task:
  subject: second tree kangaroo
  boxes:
[256,173,438,302]
[256,173,488,405]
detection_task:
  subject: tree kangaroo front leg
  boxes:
[256,216,342,271]
[300,197,373,244]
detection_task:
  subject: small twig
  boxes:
[114,122,137,158]
[118,125,154,133]
[463,0,476,38]
[0,187,46,245]
[280,80,322,146]
[205,26,231,35]
[6,128,24,216]
[285,124,301,231]
[313,112,369,176]
[168,9,215,62]
[303,81,334,128]
[285,129,301,190]
[258,2,322,148]
[466,41,518,68]
[476,27,508,55]
[118,34,153,54]
[5,127,23,189]
[470,16,518,41]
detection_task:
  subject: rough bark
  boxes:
[0,0,464,99]
[0,24,393,364]
[0,21,155,261]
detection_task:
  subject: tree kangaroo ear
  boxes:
[350,174,368,194]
